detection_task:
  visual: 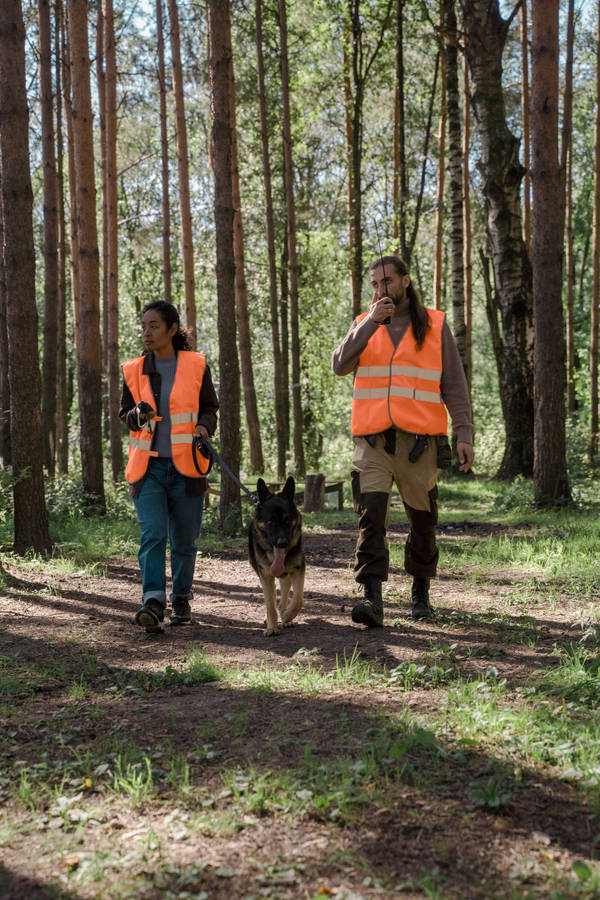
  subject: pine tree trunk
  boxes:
[393,0,407,258]
[38,0,59,476]
[0,206,10,467]
[63,5,81,369]
[462,0,534,478]
[530,0,570,504]
[255,0,286,480]
[167,0,196,342]
[562,0,576,414]
[278,0,305,475]
[0,0,52,553]
[67,0,105,510]
[96,2,109,445]
[55,0,69,474]
[156,0,172,305]
[207,0,241,525]
[225,23,263,473]
[102,0,122,482]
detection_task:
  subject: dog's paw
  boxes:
[264,626,282,636]
[282,618,296,628]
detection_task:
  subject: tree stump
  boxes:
[303,473,325,512]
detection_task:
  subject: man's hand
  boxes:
[457,441,474,473]
[370,294,395,323]
[195,424,209,439]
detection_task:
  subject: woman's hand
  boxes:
[195,424,209,439]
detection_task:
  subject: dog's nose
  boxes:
[275,538,288,548]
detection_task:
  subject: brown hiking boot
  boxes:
[352,576,384,627]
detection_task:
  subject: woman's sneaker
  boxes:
[134,598,165,633]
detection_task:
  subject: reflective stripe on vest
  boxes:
[122,351,210,482]
[350,308,448,436]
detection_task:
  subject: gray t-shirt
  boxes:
[154,355,178,458]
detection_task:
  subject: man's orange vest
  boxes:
[351,308,447,436]
[122,351,210,482]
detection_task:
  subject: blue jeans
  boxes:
[133,458,204,608]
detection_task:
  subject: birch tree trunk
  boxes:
[67,0,105,510]
[591,1,600,461]
[462,57,473,393]
[461,0,534,478]
[530,0,570,503]
[443,0,467,383]
[207,0,241,525]
[167,0,196,341]
[393,0,407,257]
[433,37,446,312]
[0,0,52,553]
[520,0,531,254]
[256,0,286,479]
[38,0,59,475]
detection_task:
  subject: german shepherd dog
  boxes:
[248,477,305,636]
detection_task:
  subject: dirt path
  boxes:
[0,520,596,899]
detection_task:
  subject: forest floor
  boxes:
[0,504,599,899]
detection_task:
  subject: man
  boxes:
[332,255,474,626]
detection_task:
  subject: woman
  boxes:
[119,301,219,633]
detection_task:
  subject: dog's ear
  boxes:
[256,478,271,504]
[281,476,295,502]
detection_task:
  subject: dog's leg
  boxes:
[281,569,304,626]
[278,574,292,621]
[259,572,280,636]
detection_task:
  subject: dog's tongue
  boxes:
[270,547,286,577]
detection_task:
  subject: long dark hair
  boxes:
[370,255,431,349]
[142,301,192,352]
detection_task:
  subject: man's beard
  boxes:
[391,287,407,306]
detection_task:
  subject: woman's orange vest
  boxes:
[351,308,447,436]
[122,351,210,482]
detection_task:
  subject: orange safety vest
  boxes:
[122,351,210,482]
[351,308,448,436]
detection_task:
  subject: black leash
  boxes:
[193,435,259,505]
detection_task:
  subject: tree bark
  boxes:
[0,193,10,467]
[592,0,600,461]
[278,0,305,475]
[156,0,172,306]
[38,0,59,476]
[167,0,196,342]
[433,32,446,312]
[0,0,52,553]
[393,0,407,257]
[304,473,325,513]
[442,0,467,387]
[67,0,105,510]
[461,0,534,478]
[207,0,241,525]
[102,0,123,482]
[462,56,473,393]
[530,0,570,503]
[255,0,286,480]
[55,0,69,474]
[520,0,531,254]
[562,0,576,414]
[226,22,263,474]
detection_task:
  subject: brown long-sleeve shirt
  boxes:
[331,304,474,445]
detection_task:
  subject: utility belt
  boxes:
[363,428,452,469]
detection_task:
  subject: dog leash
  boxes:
[193,435,259,505]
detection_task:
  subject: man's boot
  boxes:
[352,576,383,627]
[411,576,432,620]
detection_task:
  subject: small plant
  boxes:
[466,776,513,810]
[112,755,154,805]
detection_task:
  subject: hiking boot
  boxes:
[352,576,384,627]
[170,593,192,626]
[134,597,165,633]
[411,577,432,620]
